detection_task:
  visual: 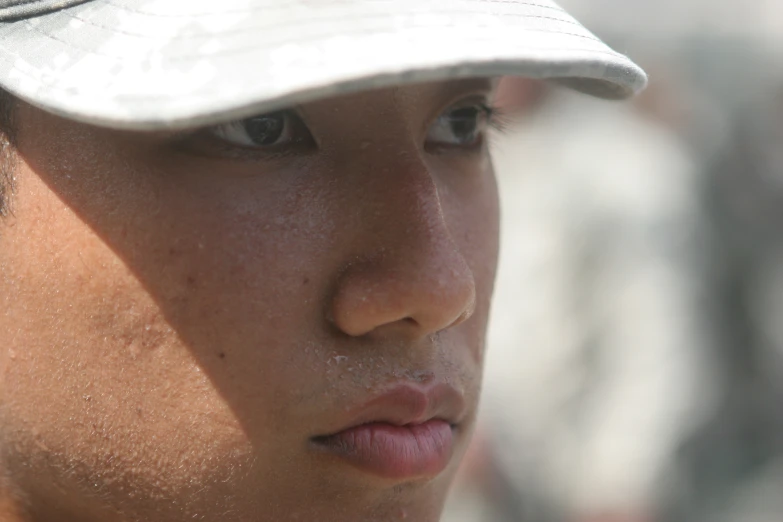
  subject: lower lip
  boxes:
[313,420,454,480]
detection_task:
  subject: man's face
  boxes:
[0,79,500,521]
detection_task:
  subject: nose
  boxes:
[330,159,477,340]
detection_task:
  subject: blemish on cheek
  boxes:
[218,352,226,360]
[302,277,310,285]
[186,275,197,287]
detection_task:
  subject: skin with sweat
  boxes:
[0,79,500,521]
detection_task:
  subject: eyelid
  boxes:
[171,106,318,161]
[438,91,510,133]
[420,91,492,136]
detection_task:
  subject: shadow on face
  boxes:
[0,79,500,521]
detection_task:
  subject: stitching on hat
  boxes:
[5,15,626,70]
[0,0,36,7]
[0,0,91,20]
[100,0,565,18]
[177,25,606,58]
[20,14,606,64]
[66,10,585,42]
[475,0,564,12]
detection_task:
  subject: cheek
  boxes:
[0,132,346,441]
[0,163,256,495]
[0,142,346,510]
[129,174,347,436]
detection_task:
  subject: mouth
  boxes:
[310,383,465,481]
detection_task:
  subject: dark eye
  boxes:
[209,110,313,148]
[426,105,490,149]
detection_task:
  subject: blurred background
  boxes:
[443,1,783,521]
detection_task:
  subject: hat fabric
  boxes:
[0,0,647,130]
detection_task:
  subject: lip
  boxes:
[311,383,466,480]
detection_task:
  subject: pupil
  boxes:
[244,112,286,145]
[449,107,480,143]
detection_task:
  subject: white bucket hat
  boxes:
[0,0,647,130]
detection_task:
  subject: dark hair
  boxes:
[0,88,17,218]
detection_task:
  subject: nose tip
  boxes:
[330,246,477,339]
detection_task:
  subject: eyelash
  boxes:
[482,104,510,134]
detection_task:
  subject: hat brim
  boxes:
[0,0,647,130]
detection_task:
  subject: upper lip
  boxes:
[316,382,467,437]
